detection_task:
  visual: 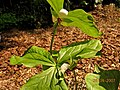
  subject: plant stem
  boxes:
[50,21,58,55]
[73,70,78,90]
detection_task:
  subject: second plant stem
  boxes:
[50,21,58,55]
[73,70,78,90]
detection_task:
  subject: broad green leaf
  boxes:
[57,40,102,65]
[24,46,55,64]
[85,66,120,90]
[10,55,23,65]
[21,67,68,90]
[47,0,64,14]
[10,46,55,67]
[61,9,101,37]
[76,40,102,58]
[50,8,58,18]
[76,48,99,58]
[10,53,55,67]
[67,9,94,22]
[85,73,106,90]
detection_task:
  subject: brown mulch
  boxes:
[0,4,120,90]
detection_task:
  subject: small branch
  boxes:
[73,70,78,90]
[50,21,58,55]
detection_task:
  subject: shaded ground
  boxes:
[0,4,120,90]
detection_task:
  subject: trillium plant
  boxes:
[10,0,120,90]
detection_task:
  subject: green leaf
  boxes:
[24,46,55,64]
[76,40,102,58]
[10,46,55,67]
[85,66,120,90]
[67,9,94,22]
[57,40,102,65]
[50,8,58,18]
[85,73,106,90]
[61,9,102,37]
[47,0,64,14]
[10,55,23,65]
[21,67,68,90]
[76,48,99,58]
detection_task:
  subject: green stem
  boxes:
[73,70,78,90]
[50,21,58,55]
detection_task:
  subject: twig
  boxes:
[73,70,78,90]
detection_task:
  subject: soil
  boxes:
[0,4,120,90]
